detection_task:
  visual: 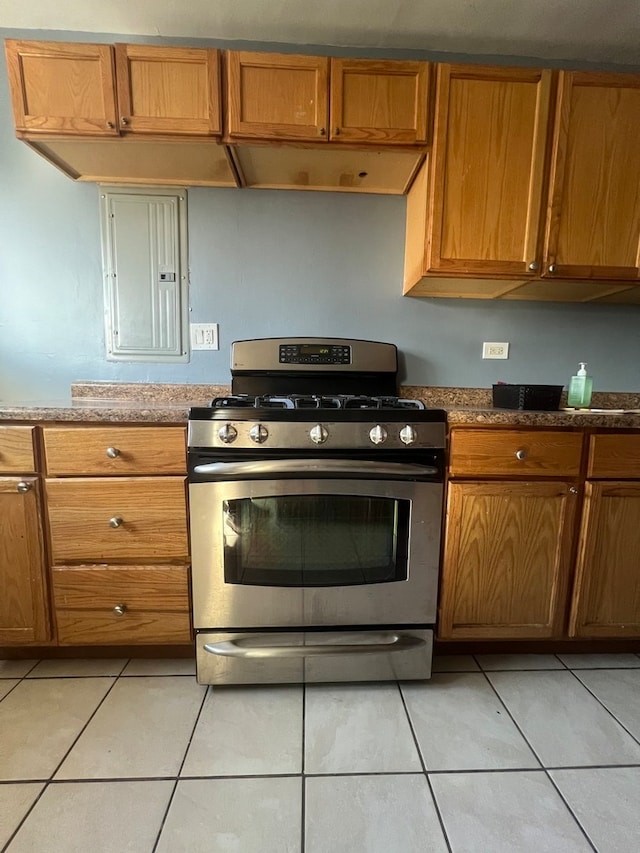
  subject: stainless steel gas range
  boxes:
[187,338,446,685]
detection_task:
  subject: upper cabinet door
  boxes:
[4,39,118,135]
[115,45,221,136]
[226,51,329,141]
[427,65,552,277]
[329,59,429,144]
[543,72,640,281]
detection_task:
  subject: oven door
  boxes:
[189,462,443,629]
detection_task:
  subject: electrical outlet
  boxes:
[190,323,219,350]
[482,341,509,359]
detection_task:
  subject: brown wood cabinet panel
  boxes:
[46,477,188,563]
[43,426,186,476]
[0,426,36,473]
[427,65,552,276]
[226,51,329,141]
[439,481,578,639]
[115,44,221,136]
[0,477,50,644]
[25,137,239,186]
[588,433,640,479]
[5,39,118,135]
[544,71,640,280]
[54,565,190,645]
[449,429,583,478]
[329,59,428,144]
[569,482,640,637]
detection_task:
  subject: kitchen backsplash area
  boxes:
[1,26,639,402]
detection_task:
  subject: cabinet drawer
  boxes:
[43,426,186,475]
[588,433,640,478]
[53,565,191,645]
[0,426,36,473]
[449,429,583,477]
[46,477,188,562]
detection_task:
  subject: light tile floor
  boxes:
[1,653,640,852]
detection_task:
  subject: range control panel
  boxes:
[279,343,351,365]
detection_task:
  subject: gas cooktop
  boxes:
[209,394,427,410]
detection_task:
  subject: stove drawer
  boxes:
[43,426,186,476]
[196,628,433,684]
[46,477,188,563]
[53,565,191,645]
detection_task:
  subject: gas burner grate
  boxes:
[342,396,426,410]
[210,395,256,408]
[290,395,342,409]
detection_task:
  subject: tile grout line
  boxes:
[301,684,306,853]
[565,668,640,751]
[0,669,122,853]
[151,681,210,853]
[397,681,453,853]
[4,763,640,786]
[480,670,598,853]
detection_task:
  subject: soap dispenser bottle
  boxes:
[567,362,593,408]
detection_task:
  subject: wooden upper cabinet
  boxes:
[427,64,552,276]
[543,71,640,281]
[569,481,640,637]
[115,44,221,136]
[329,59,428,144]
[226,51,329,141]
[5,39,118,135]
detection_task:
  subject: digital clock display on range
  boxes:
[300,345,330,355]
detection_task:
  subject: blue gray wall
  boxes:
[1,28,639,400]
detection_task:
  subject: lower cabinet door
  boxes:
[0,477,50,644]
[438,481,578,639]
[53,565,191,645]
[569,481,640,637]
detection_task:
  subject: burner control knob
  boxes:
[218,424,238,444]
[310,424,329,445]
[369,424,388,445]
[249,424,269,444]
[400,425,417,446]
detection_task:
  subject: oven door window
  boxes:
[222,494,410,587]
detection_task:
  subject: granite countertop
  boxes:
[0,382,639,428]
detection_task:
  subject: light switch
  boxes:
[190,323,219,350]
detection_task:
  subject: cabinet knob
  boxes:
[16,481,32,493]
[548,264,556,273]
[106,121,115,129]
[121,117,129,126]
[569,486,579,494]
[106,447,120,458]
[334,127,340,136]
[515,449,528,461]
[109,516,123,528]
[113,604,127,616]
[319,127,326,136]
[528,261,539,271]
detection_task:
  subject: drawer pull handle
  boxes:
[16,481,32,493]
[109,516,123,528]
[515,449,528,461]
[113,604,127,616]
[106,447,120,458]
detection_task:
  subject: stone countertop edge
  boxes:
[0,382,638,427]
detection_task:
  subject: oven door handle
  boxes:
[204,633,425,659]
[193,459,438,479]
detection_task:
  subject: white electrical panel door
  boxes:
[100,187,188,361]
